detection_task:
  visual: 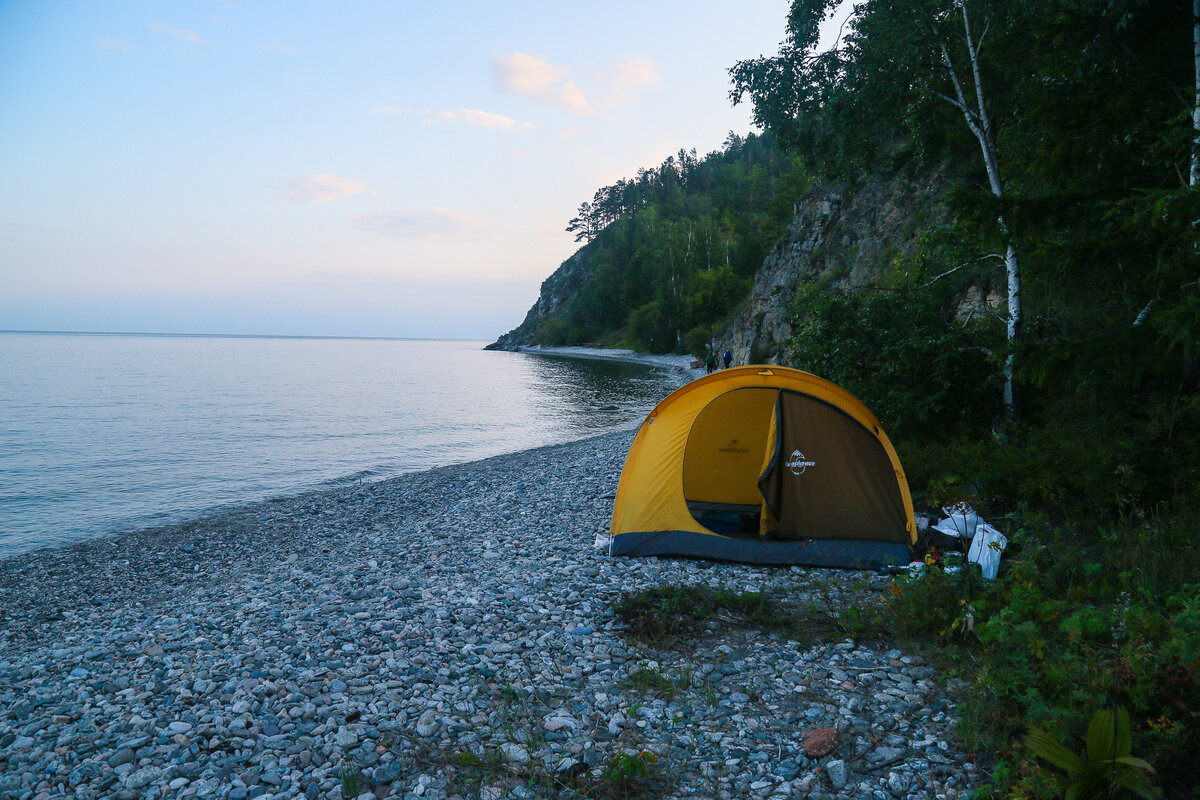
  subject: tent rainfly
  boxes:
[608,366,915,569]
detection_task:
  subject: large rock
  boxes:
[825,759,848,790]
[803,727,839,758]
[486,250,594,350]
[717,164,954,367]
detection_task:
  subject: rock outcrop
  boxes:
[717,166,953,366]
[489,163,957,359]
[485,250,593,350]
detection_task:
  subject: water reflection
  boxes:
[518,353,678,433]
[0,335,687,556]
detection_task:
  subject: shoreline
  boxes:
[0,344,697,564]
[513,344,705,380]
[0,427,977,800]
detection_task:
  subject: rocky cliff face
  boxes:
[717,167,953,367]
[485,249,593,351]
[489,164,962,358]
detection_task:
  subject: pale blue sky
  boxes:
[1,1,841,339]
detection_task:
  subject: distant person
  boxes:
[705,351,716,374]
[723,350,733,369]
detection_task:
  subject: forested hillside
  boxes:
[489,133,810,354]
[494,0,1199,796]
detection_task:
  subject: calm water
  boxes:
[0,333,683,557]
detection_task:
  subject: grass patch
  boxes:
[430,742,668,800]
[339,765,368,798]
[623,665,697,700]
[612,584,791,643]
[612,581,894,650]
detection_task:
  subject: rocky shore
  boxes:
[0,431,977,800]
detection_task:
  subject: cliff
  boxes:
[484,250,593,351]
[716,165,958,366]
[488,161,980,360]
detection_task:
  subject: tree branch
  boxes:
[1133,297,1160,327]
[926,87,976,119]
[936,38,988,143]
[962,3,995,145]
[916,254,1004,290]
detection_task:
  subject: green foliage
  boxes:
[599,751,658,799]
[874,504,1200,798]
[533,133,808,353]
[340,765,367,798]
[898,387,1200,519]
[624,666,697,701]
[1026,708,1162,799]
[681,325,715,361]
[538,317,583,347]
[788,281,998,438]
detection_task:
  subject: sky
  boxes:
[0,1,847,340]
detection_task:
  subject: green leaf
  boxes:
[1112,708,1132,758]
[1113,768,1163,799]
[1025,728,1083,775]
[1085,708,1118,766]
[1114,756,1156,774]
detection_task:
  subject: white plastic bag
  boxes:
[934,501,979,539]
[967,522,1008,579]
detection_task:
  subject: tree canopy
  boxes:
[540,133,810,354]
[730,0,1197,430]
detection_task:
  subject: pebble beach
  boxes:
[0,429,978,800]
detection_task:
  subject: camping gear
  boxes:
[934,501,979,540]
[608,366,916,569]
[967,522,1008,579]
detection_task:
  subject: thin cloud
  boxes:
[558,82,591,114]
[493,53,660,115]
[493,53,565,94]
[493,53,591,114]
[98,38,131,52]
[607,57,661,90]
[432,108,533,130]
[591,56,662,111]
[148,23,203,44]
[370,105,532,131]
[276,174,367,205]
[351,209,497,242]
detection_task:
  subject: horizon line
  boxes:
[0,329,490,343]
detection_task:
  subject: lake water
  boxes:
[0,333,685,558]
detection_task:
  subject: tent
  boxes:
[608,366,915,569]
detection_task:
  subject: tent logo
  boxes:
[786,449,816,476]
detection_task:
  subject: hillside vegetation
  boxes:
[495,2,1199,796]
[511,133,810,354]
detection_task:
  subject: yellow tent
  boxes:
[609,366,915,568]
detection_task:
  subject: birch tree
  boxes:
[1194,0,1199,191]
[732,0,1028,423]
[928,3,1021,423]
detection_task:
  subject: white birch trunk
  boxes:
[1192,0,1199,189]
[936,1,1022,425]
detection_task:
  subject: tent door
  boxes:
[682,387,780,537]
[757,390,908,543]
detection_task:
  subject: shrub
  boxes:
[788,283,998,439]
